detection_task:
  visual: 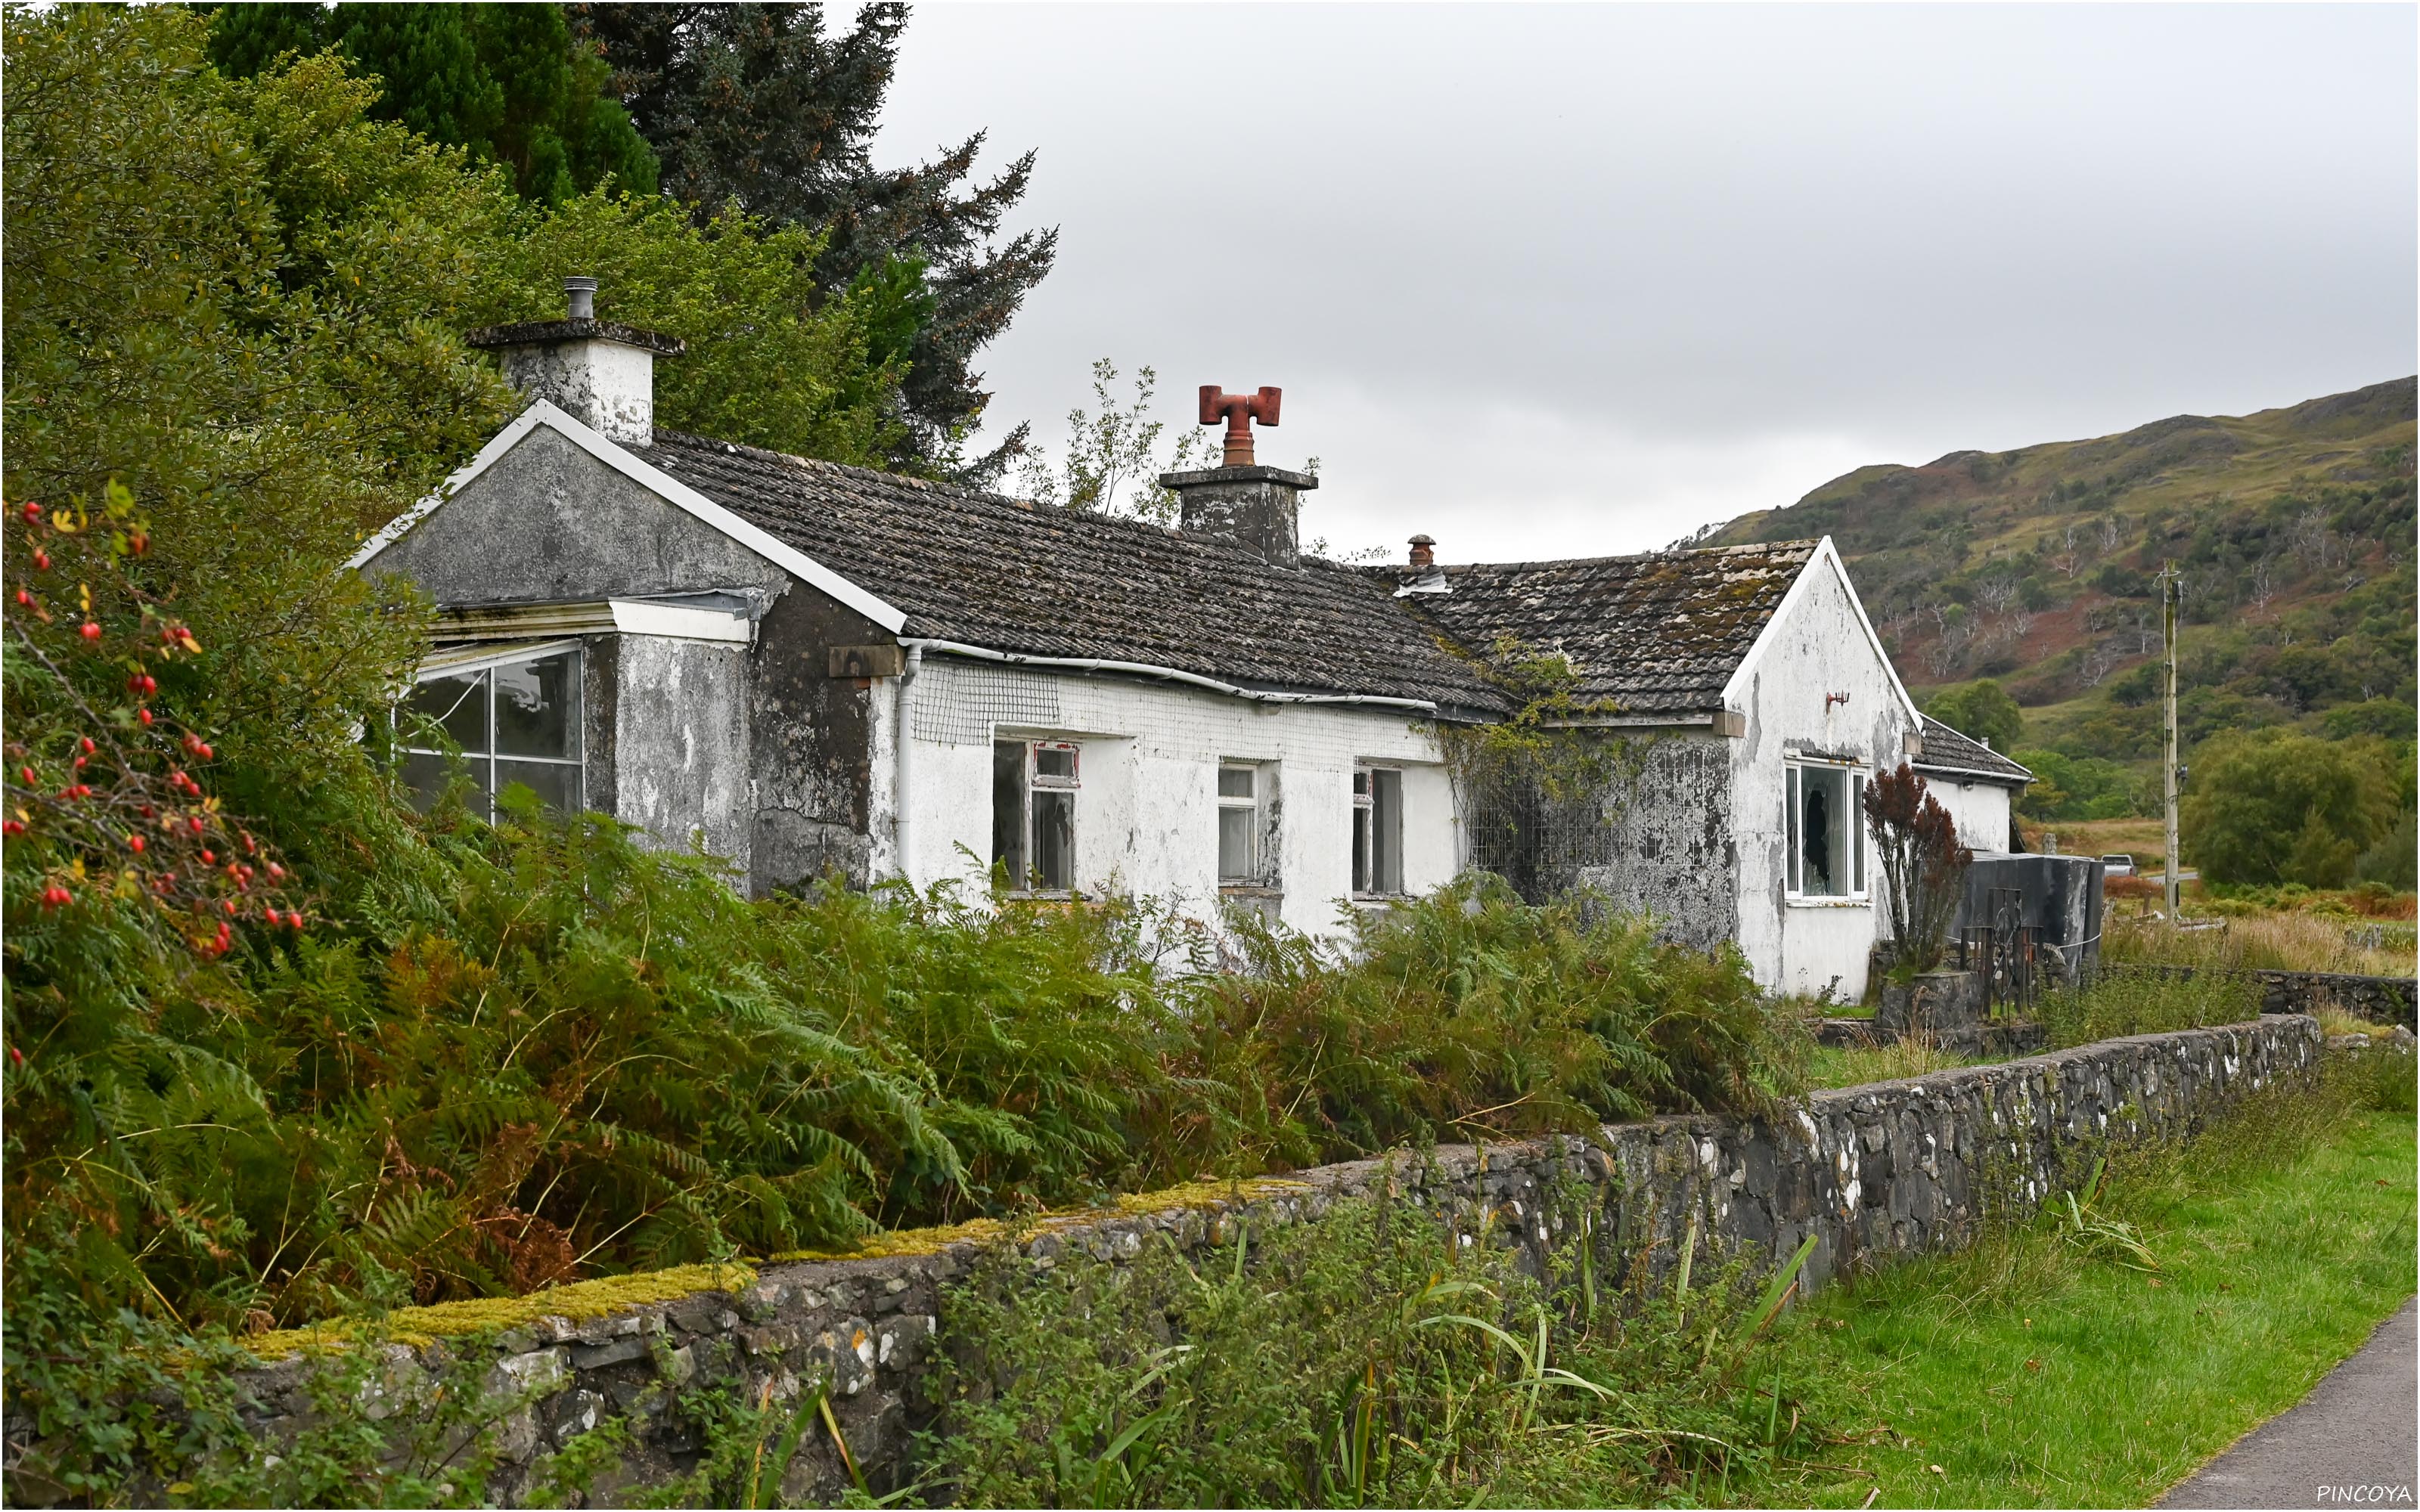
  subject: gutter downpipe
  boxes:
[893,642,923,883]
[895,637,1440,714]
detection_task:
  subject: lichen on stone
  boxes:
[243,1263,756,1359]
[768,1176,1315,1263]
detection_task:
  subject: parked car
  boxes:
[2101,854,2136,878]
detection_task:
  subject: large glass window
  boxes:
[1218,764,1263,885]
[1351,766,1404,896]
[1786,762,1866,898]
[400,647,583,818]
[992,739,1079,893]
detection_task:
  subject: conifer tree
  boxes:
[207,2,659,203]
[573,2,1057,482]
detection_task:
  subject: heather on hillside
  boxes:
[1709,382,2418,829]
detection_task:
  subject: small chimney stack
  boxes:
[1408,534,1435,569]
[466,276,684,447]
[1161,384,1313,567]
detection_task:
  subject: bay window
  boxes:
[399,645,583,818]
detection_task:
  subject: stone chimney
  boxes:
[1161,384,1313,567]
[466,277,685,447]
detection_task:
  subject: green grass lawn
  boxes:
[1758,1089,2416,1507]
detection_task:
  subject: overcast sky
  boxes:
[874,4,2418,562]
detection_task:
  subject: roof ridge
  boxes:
[652,427,1405,578]
[1411,538,1821,575]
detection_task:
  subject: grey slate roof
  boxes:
[1383,542,1820,718]
[644,432,1513,717]
[1914,715,2033,785]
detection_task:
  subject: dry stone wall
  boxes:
[186,1015,2322,1506]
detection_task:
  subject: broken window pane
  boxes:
[1792,764,1855,897]
[1371,768,1404,894]
[991,741,1026,885]
[406,669,487,751]
[494,651,579,758]
[1032,789,1075,891]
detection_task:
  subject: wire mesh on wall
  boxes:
[1460,770,1615,904]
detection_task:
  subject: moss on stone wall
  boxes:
[242,1263,758,1359]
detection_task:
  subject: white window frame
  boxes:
[993,739,1081,895]
[397,641,585,820]
[1785,759,1867,903]
[1351,764,1405,899]
[1217,762,1269,888]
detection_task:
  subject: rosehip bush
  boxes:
[4,483,306,955]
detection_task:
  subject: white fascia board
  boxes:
[1718,537,1923,725]
[346,399,909,635]
[1914,761,2033,789]
[607,599,752,643]
[415,638,583,679]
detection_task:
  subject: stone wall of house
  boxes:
[141,1016,2319,1507]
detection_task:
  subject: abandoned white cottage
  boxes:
[352,283,2029,998]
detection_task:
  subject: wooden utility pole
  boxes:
[2161,564,2182,919]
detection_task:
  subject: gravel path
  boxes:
[2159,1297,2417,1509]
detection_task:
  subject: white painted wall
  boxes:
[615,633,753,873]
[1724,546,1920,1001]
[884,657,1454,935]
[1925,775,2018,856]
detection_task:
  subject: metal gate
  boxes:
[1955,885,2040,1018]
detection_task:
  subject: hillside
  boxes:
[1703,377,2417,819]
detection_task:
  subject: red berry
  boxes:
[195,743,213,761]
[137,708,152,726]
[72,785,89,799]
[79,622,101,641]
[288,911,305,929]
[129,533,148,555]
[128,835,144,853]
[20,503,39,522]
[200,848,214,864]
[12,589,28,607]
[267,862,285,879]
[188,816,203,834]
[79,738,93,754]
[17,767,32,785]
[2,820,23,837]
[72,757,85,770]
[139,675,155,696]
[8,1046,20,1066]
[241,835,255,854]
[34,551,51,571]
[222,900,237,917]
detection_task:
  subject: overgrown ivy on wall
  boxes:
[1436,637,1654,903]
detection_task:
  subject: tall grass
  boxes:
[921,1192,1831,1508]
[2037,964,2260,1049]
[2102,910,2416,978]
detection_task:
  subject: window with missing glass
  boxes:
[1218,764,1265,885]
[1786,761,1866,899]
[1351,766,1404,897]
[992,739,1078,892]
[399,646,584,818]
